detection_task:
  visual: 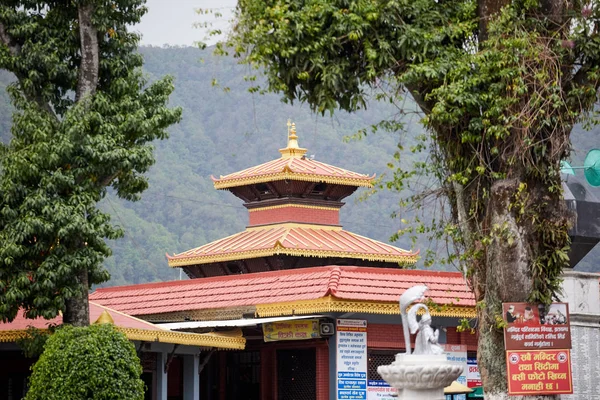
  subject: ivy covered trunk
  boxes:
[469,178,570,398]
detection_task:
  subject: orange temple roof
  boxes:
[211,122,374,189]
[166,223,419,267]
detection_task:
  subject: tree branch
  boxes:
[404,83,433,115]
[0,22,58,119]
[0,22,21,56]
[76,3,99,101]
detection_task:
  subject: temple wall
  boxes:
[248,205,340,226]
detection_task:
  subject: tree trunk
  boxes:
[63,269,90,326]
[61,1,100,328]
[75,2,99,102]
[471,179,562,399]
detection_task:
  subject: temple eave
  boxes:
[0,327,246,350]
[213,173,375,190]
[124,297,476,322]
[256,297,477,319]
[167,249,419,268]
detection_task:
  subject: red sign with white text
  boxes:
[506,350,573,395]
[503,302,571,350]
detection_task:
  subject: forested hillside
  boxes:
[0,46,597,286]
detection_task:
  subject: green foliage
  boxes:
[0,1,181,322]
[25,323,144,400]
[16,326,53,358]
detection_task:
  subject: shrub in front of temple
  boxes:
[25,323,144,400]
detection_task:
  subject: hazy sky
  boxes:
[136,0,236,47]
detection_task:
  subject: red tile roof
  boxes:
[167,224,418,267]
[90,266,475,317]
[0,302,161,331]
[0,302,248,349]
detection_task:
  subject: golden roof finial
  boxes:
[280,120,307,159]
[94,310,115,325]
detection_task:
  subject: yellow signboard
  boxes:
[263,319,321,342]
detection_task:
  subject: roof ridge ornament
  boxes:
[280,120,308,159]
[94,309,115,325]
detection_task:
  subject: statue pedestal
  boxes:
[377,354,463,400]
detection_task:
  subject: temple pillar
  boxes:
[316,344,330,400]
[329,337,337,400]
[157,352,168,400]
[183,354,200,400]
[560,270,600,399]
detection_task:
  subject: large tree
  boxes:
[227,0,600,398]
[0,1,181,326]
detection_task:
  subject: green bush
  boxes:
[25,323,144,400]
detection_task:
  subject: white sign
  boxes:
[367,380,397,400]
[336,319,368,400]
[467,357,481,388]
[445,345,468,400]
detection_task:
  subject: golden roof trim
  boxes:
[213,172,374,190]
[248,204,340,212]
[168,247,418,267]
[0,330,31,342]
[256,296,476,319]
[117,328,246,350]
[0,327,246,350]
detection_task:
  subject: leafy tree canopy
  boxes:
[0,1,181,324]
[25,323,144,400]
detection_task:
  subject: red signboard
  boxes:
[506,350,573,395]
[503,302,571,350]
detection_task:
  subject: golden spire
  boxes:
[94,310,115,325]
[279,119,307,159]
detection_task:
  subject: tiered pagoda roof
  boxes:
[212,148,375,189]
[169,121,418,278]
[167,224,418,267]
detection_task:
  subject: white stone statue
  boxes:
[378,285,464,399]
[399,284,428,354]
[408,304,445,355]
[399,284,444,355]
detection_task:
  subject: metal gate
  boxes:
[277,348,316,400]
[368,350,396,381]
[227,351,261,400]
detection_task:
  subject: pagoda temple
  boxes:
[167,121,418,278]
[87,122,477,400]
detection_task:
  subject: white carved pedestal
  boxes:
[377,354,463,400]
